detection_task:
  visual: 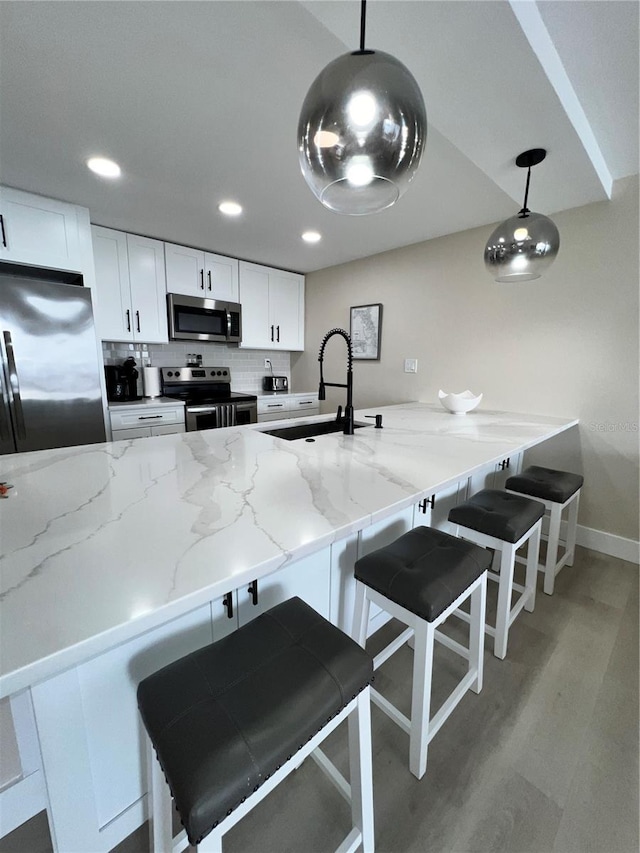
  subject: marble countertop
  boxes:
[0,403,577,697]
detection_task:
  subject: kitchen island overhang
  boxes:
[0,402,578,698]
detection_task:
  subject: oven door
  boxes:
[185,404,236,431]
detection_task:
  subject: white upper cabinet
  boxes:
[0,186,88,273]
[239,261,304,351]
[165,243,239,302]
[91,226,168,343]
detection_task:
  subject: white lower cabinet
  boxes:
[465,452,523,497]
[108,403,185,441]
[257,393,319,423]
[29,605,214,853]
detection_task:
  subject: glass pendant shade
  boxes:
[297,50,427,215]
[484,211,560,282]
[484,147,560,282]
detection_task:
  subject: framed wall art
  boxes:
[350,303,382,360]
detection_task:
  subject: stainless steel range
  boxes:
[160,367,257,431]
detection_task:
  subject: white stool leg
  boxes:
[565,491,580,567]
[198,826,224,852]
[524,521,541,613]
[352,581,370,647]
[544,504,562,595]
[469,573,487,693]
[348,688,375,853]
[409,619,434,780]
[148,736,174,853]
[494,544,516,660]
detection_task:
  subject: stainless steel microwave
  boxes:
[167,293,242,343]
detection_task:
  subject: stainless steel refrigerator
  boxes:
[0,264,106,455]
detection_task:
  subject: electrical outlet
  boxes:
[404,359,418,374]
[264,358,272,369]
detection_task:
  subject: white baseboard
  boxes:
[541,518,639,564]
[576,525,639,564]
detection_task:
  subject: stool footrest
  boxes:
[370,686,411,735]
[373,626,414,670]
[434,628,470,661]
[335,827,364,853]
[309,747,351,804]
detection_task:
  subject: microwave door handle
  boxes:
[226,310,232,341]
[3,332,26,439]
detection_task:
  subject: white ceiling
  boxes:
[0,1,637,274]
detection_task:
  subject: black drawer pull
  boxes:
[223,592,234,619]
[248,579,258,606]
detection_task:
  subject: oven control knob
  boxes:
[222,370,228,376]
[217,370,222,376]
[175,370,180,376]
[167,371,173,377]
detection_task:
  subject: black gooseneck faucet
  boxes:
[318,328,355,435]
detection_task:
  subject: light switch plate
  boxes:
[404,359,418,373]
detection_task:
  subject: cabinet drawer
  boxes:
[257,399,288,416]
[109,407,184,432]
[289,395,319,411]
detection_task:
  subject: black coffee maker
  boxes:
[105,358,139,402]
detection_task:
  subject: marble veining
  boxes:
[0,402,577,696]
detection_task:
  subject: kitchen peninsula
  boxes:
[0,402,578,852]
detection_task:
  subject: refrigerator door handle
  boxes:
[0,361,11,443]
[3,331,26,439]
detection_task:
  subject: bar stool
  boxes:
[448,489,544,660]
[137,597,375,853]
[352,525,490,780]
[505,465,583,595]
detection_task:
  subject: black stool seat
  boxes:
[506,465,583,503]
[449,489,545,543]
[354,526,491,622]
[137,597,373,846]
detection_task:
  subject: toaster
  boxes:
[263,375,288,392]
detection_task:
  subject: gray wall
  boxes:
[292,175,639,542]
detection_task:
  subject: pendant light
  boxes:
[297,0,427,215]
[484,149,560,282]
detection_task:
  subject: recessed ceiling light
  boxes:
[302,231,321,243]
[218,201,243,216]
[87,157,121,178]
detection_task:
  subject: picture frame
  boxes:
[350,303,382,361]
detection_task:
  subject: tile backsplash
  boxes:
[102,342,291,395]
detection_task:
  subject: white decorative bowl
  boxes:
[438,389,483,415]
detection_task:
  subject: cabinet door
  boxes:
[269,272,304,350]
[212,590,239,640]
[126,234,168,343]
[237,549,331,628]
[238,261,271,349]
[0,187,82,271]
[164,243,206,297]
[150,423,185,436]
[30,605,213,853]
[91,226,133,341]
[205,253,239,302]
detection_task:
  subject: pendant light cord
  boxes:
[360,0,367,51]
[519,166,532,218]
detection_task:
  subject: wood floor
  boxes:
[2,546,638,853]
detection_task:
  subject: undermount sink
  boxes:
[261,419,370,441]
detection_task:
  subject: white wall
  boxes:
[292,175,639,543]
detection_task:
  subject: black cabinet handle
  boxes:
[126,309,131,332]
[136,310,140,333]
[418,495,435,514]
[0,214,6,248]
[276,325,280,342]
[138,415,163,420]
[223,592,234,619]
[248,580,258,606]
[270,325,274,342]
[200,269,204,290]
[207,270,212,291]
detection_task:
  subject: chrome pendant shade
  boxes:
[484,149,560,283]
[297,2,426,215]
